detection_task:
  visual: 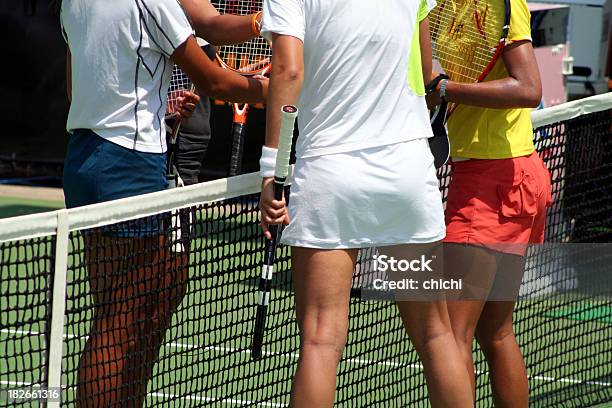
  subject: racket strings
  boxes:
[430,0,506,82]
[211,0,271,74]
[166,65,194,118]
[217,37,271,73]
[430,12,501,62]
[213,0,262,15]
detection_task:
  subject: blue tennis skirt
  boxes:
[63,129,168,236]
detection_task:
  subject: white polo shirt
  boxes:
[61,0,193,153]
[262,0,436,159]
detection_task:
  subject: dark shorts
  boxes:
[63,129,168,236]
[166,97,212,186]
[165,44,215,186]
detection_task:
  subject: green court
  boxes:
[0,195,63,219]
[2,211,612,407]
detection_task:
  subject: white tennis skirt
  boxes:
[281,138,446,249]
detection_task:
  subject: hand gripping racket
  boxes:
[429,0,511,117]
[166,64,195,189]
[210,0,272,176]
[252,105,298,360]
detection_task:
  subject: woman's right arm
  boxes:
[264,34,304,149]
[259,34,304,238]
[171,35,268,104]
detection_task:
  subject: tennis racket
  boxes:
[429,0,511,117]
[210,0,272,176]
[252,105,298,360]
[166,64,195,189]
[165,65,195,253]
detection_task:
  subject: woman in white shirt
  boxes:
[259,0,472,406]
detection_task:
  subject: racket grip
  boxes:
[252,106,297,360]
[428,100,450,169]
[253,235,277,360]
[252,309,266,359]
[229,122,245,176]
[274,106,298,180]
[272,181,284,202]
[166,174,177,190]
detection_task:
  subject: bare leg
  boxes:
[290,247,357,408]
[445,243,528,407]
[445,243,497,401]
[381,243,473,408]
[77,231,188,407]
[475,254,528,408]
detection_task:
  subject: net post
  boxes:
[46,209,70,408]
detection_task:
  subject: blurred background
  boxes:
[0,0,611,210]
[0,0,269,188]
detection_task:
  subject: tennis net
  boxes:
[1,93,611,407]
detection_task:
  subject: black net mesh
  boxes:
[0,236,55,406]
[0,107,611,407]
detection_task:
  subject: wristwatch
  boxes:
[439,79,449,103]
[425,74,449,103]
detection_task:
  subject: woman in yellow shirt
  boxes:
[429,0,552,406]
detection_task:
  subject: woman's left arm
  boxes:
[436,41,542,109]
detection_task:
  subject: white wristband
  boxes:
[259,146,278,178]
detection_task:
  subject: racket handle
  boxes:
[252,229,278,360]
[166,118,183,189]
[428,100,450,169]
[274,105,298,180]
[167,174,177,190]
[252,310,267,359]
[251,105,298,361]
[229,122,245,176]
[252,287,270,360]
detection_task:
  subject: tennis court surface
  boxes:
[1,94,611,407]
[0,185,63,219]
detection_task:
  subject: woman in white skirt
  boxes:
[259,0,473,407]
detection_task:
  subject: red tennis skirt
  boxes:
[444,152,553,256]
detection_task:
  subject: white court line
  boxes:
[3,328,611,389]
[0,380,43,387]
[147,391,286,407]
